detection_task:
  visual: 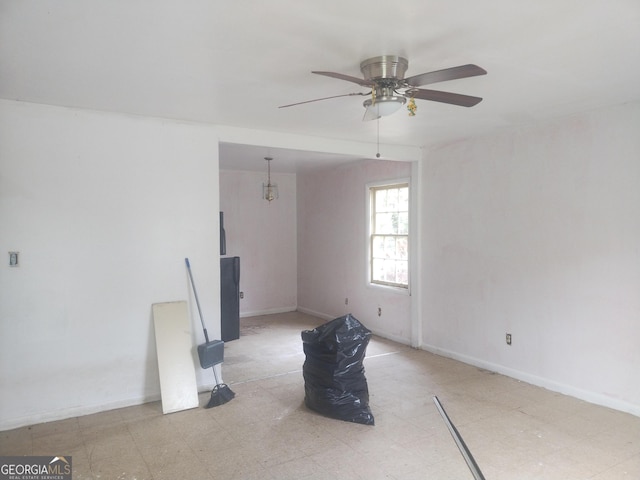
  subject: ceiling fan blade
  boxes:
[405,64,487,87]
[409,88,483,107]
[312,71,373,87]
[279,92,367,108]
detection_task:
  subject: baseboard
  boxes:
[421,343,640,418]
[295,306,334,321]
[1,379,227,431]
[0,393,162,431]
[240,305,297,318]
[367,326,412,346]
[296,307,412,346]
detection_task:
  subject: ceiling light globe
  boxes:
[363,96,407,118]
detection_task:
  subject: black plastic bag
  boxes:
[301,314,374,425]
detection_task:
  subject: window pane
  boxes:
[374,212,408,235]
[372,258,385,282]
[396,237,408,260]
[372,236,385,257]
[375,212,394,234]
[396,260,408,284]
[383,236,395,258]
[391,212,399,234]
[375,189,387,212]
[383,259,396,283]
[397,212,408,235]
[399,187,409,209]
[386,188,399,211]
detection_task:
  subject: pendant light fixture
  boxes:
[262,156,278,202]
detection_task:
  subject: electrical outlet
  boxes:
[506,333,512,345]
[239,291,244,299]
[345,298,349,305]
[9,252,19,267]
[378,307,382,317]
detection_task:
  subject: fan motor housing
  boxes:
[360,55,409,81]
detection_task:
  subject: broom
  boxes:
[185,258,235,408]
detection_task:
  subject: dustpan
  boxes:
[185,257,235,407]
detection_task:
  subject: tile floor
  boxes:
[1,311,639,479]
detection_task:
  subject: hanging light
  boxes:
[262,156,278,202]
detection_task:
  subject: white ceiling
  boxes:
[218,143,366,174]
[2,1,639,172]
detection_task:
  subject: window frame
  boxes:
[366,179,410,291]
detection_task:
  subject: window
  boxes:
[369,182,409,288]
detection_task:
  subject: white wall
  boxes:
[297,160,413,343]
[0,100,221,430]
[219,170,297,316]
[422,101,640,415]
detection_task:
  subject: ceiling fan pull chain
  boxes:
[376,117,381,158]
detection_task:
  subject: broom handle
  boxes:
[185,258,210,344]
[212,365,221,386]
[433,396,485,480]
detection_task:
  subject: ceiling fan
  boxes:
[279,55,487,121]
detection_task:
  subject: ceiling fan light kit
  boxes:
[363,90,406,121]
[280,55,486,120]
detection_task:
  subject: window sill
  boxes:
[367,282,410,296]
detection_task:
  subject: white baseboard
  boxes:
[1,379,227,431]
[295,306,334,321]
[367,326,412,346]
[0,393,161,431]
[240,305,297,318]
[421,343,640,418]
[296,307,412,346]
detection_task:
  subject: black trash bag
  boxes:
[301,314,375,425]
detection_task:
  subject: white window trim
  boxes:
[365,177,411,295]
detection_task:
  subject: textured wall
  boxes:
[422,102,640,415]
[219,169,298,316]
[0,100,221,429]
[297,160,413,343]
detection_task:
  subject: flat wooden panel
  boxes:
[152,301,199,414]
